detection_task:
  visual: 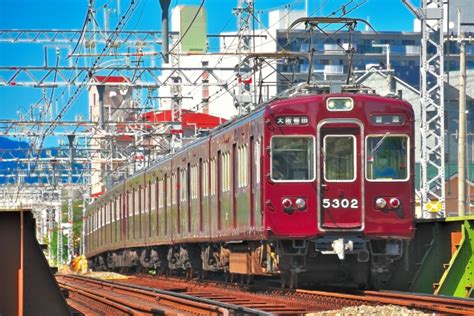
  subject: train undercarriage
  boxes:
[90,237,407,289]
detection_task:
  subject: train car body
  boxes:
[85,92,415,288]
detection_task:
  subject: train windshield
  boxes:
[271,136,314,181]
[366,135,409,181]
[323,135,356,182]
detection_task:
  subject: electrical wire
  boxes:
[15,0,141,201]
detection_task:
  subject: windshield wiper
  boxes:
[371,132,390,157]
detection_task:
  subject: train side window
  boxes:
[323,135,356,182]
[243,145,248,187]
[151,180,156,212]
[128,190,133,217]
[227,152,231,191]
[271,136,315,182]
[159,179,164,208]
[221,153,226,192]
[106,203,109,225]
[111,201,114,222]
[111,200,114,223]
[104,204,107,225]
[210,159,216,196]
[180,169,187,202]
[221,153,225,192]
[238,146,241,188]
[203,161,209,197]
[238,145,248,188]
[366,135,409,181]
[172,173,177,205]
[255,138,261,184]
[167,176,172,206]
[192,165,199,199]
[135,187,140,215]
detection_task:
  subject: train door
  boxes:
[318,121,364,230]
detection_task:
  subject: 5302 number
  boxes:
[322,198,358,209]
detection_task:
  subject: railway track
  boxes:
[58,273,474,315]
[297,289,474,315]
[114,274,474,315]
[56,274,268,315]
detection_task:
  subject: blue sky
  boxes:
[0,0,420,125]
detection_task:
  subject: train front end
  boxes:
[263,93,415,288]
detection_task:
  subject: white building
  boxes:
[157,6,306,119]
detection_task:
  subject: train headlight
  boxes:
[326,97,354,111]
[282,198,292,209]
[375,198,387,209]
[295,198,306,210]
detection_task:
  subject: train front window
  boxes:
[323,135,356,182]
[366,135,409,181]
[271,136,314,181]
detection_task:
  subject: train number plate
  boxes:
[322,198,358,209]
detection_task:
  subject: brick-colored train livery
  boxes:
[85,92,415,288]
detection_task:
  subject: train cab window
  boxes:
[324,135,356,182]
[366,135,409,181]
[271,136,314,181]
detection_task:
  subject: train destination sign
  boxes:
[275,115,309,126]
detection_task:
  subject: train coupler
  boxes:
[316,237,369,261]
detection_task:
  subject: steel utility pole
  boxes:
[67,134,76,261]
[458,36,466,217]
[403,0,446,218]
[234,0,254,114]
[454,9,472,217]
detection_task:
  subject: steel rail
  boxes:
[60,283,146,315]
[297,289,474,315]
[58,274,269,315]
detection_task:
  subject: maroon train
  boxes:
[85,91,415,288]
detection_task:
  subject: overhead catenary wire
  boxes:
[14,0,141,202]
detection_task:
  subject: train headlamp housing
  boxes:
[282,198,292,209]
[295,198,306,210]
[375,197,387,209]
[327,97,353,111]
[389,198,400,208]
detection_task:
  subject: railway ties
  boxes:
[57,273,474,315]
[113,274,474,315]
[57,274,272,315]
